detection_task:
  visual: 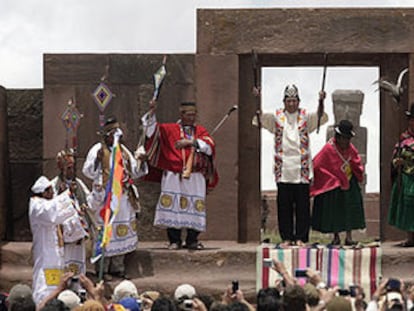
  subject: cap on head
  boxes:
[31,176,52,194]
[119,297,140,311]
[104,116,120,134]
[113,280,139,302]
[7,284,33,308]
[57,289,81,309]
[283,84,300,101]
[334,120,355,138]
[405,104,414,118]
[174,284,196,301]
[179,102,197,113]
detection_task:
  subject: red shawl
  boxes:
[310,138,364,197]
[144,122,219,191]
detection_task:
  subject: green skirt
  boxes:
[312,176,365,233]
[388,173,414,231]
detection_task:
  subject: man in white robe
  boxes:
[51,149,91,276]
[29,175,77,305]
[82,117,147,280]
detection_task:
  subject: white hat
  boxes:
[113,280,139,302]
[31,176,52,194]
[57,289,81,309]
[174,284,196,301]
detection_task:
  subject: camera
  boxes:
[294,269,307,278]
[338,287,357,297]
[78,289,87,303]
[183,299,193,311]
[338,289,351,296]
[263,258,273,268]
[232,280,239,293]
[68,276,81,294]
[386,278,401,292]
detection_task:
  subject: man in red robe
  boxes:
[142,101,218,250]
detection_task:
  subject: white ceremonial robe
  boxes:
[29,190,77,305]
[50,177,90,276]
[82,142,148,257]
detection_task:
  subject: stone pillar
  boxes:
[327,90,367,193]
[0,86,8,240]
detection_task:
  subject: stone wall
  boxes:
[6,89,43,241]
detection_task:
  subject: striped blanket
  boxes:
[257,245,381,298]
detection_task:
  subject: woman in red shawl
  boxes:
[310,120,365,246]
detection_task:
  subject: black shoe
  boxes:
[344,239,358,246]
[187,242,205,250]
[330,238,341,246]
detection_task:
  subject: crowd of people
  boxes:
[18,82,414,310]
[1,258,414,311]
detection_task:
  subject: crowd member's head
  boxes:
[283,284,307,311]
[31,176,54,199]
[57,289,81,310]
[151,297,177,311]
[113,280,139,302]
[384,292,405,311]
[119,297,141,311]
[303,283,320,307]
[140,291,161,311]
[40,298,70,311]
[257,287,282,311]
[174,283,196,311]
[227,301,249,311]
[326,296,352,311]
[210,301,230,311]
[7,283,35,311]
[283,84,300,114]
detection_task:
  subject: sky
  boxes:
[1,0,413,192]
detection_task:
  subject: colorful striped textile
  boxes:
[257,245,381,298]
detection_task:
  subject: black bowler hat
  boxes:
[405,104,414,118]
[334,120,355,138]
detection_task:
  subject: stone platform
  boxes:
[0,241,413,301]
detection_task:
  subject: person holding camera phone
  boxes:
[366,278,406,311]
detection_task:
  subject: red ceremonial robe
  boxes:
[145,122,218,191]
[310,137,364,197]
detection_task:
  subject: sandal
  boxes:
[278,241,292,249]
[295,240,306,247]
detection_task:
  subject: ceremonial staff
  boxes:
[317,53,328,134]
[135,56,167,165]
[376,67,409,191]
[210,105,238,136]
